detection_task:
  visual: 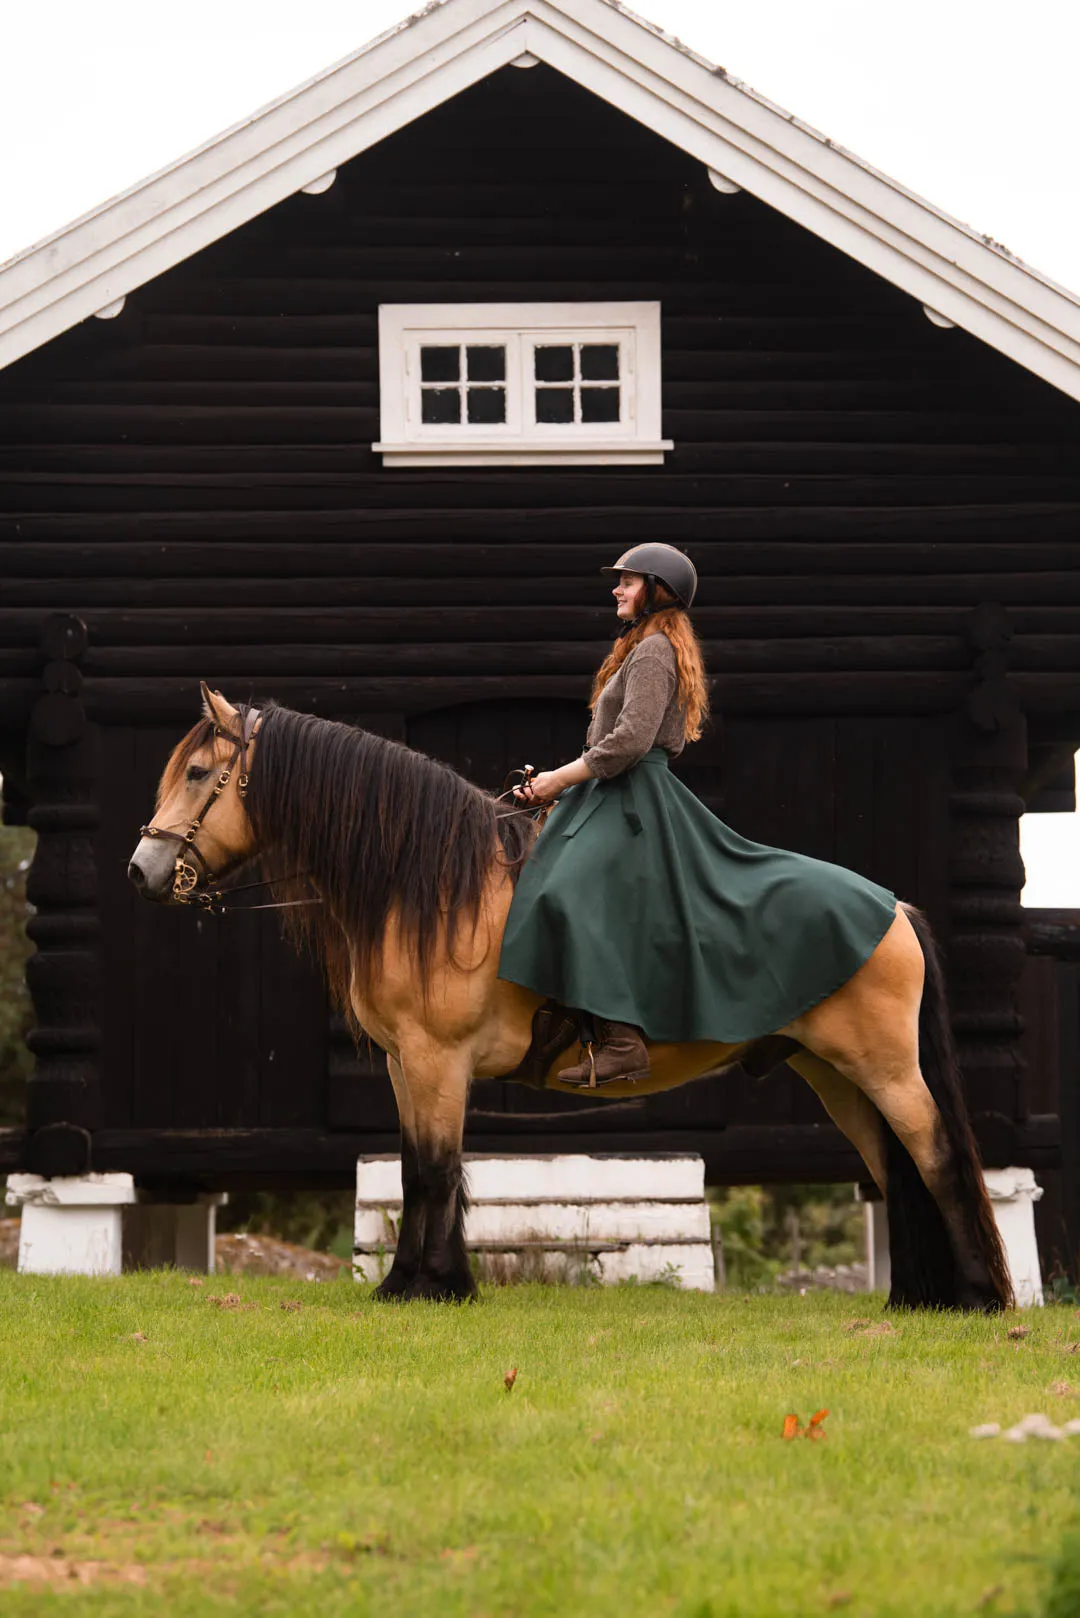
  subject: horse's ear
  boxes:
[200,682,237,728]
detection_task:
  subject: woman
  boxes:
[497,543,898,1086]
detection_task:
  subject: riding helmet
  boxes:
[600,543,698,609]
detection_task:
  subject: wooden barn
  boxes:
[1,0,1079,1268]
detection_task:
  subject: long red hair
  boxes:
[590,592,709,744]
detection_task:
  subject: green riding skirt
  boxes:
[497,749,898,1043]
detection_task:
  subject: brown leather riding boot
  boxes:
[560,1019,651,1088]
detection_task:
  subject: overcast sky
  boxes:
[1,0,1077,900]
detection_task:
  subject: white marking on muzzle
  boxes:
[128,835,179,898]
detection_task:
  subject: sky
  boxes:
[1,0,1078,902]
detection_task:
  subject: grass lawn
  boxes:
[0,1274,1078,1616]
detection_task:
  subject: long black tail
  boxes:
[881,903,1013,1310]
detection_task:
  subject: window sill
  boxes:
[373,440,674,468]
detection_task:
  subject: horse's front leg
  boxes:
[384,1043,475,1303]
[372,1055,425,1301]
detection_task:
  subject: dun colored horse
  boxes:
[128,686,1013,1310]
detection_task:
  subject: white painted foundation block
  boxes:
[985,1167,1044,1308]
[5,1175,224,1276]
[864,1195,891,1295]
[861,1166,1045,1307]
[355,1152,715,1290]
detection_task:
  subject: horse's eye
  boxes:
[186,765,210,784]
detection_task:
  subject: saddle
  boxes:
[499,1000,799,1091]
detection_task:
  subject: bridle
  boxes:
[140,705,260,906]
[139,705,319,916]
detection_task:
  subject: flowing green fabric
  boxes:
[498,749,898,1042]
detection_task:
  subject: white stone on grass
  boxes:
[972,1412,1080,1442]
[1003,1413,1065,1442]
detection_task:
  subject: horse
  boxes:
[127,685,1013,1311]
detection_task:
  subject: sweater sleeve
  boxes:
[584,637,678,780]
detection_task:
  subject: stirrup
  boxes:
[561,1044,648,1089]
[577,1040,600,1090]
[559,1021,651,1089]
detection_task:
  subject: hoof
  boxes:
[372,1266,414,1302]
[403,1272,477,1303]
[956,1286,1006,1315]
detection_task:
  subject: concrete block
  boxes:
[5,1176,225,1275]
[355,1152,715,1290]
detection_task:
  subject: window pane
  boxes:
[534,345,574,383]
[466,345,505,382]
[421,387,462,425]
[581,387,620,423]
[420,346,460,383]
[536,387,574,424]
[581,344,619,381]
[467,387,506,424]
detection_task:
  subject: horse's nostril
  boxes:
[127,861,146,888]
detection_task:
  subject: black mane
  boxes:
[244,703,535,1010]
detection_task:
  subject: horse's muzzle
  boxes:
[127,837,176,903]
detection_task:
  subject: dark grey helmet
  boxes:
[600,543,698,608]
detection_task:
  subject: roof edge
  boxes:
[0,0,1077,400]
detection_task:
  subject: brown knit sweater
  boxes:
[584,633,686,780]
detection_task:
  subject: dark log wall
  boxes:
[3,67,1080,733]
[1,64,1079,1185]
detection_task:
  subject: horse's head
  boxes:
[128,683,259,904]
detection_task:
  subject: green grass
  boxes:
[0,1274,1077,1616]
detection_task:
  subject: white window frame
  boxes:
[375,302,671,467]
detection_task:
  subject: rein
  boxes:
[183,874,324,918]
[140,704,321,916]
[494,764,556,825]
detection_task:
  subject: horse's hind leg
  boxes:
[385,1044,475,1303]
[791,907,1011,1311]
[843,1052,1001,1310]
[786,1051,887,1194]
[788,1048,949,1305]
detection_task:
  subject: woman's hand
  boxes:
[512,756,593,804]
[514,769,563,804]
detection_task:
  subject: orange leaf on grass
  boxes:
[783,1410,829,1441]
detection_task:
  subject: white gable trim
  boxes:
[1,0,1079,401]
